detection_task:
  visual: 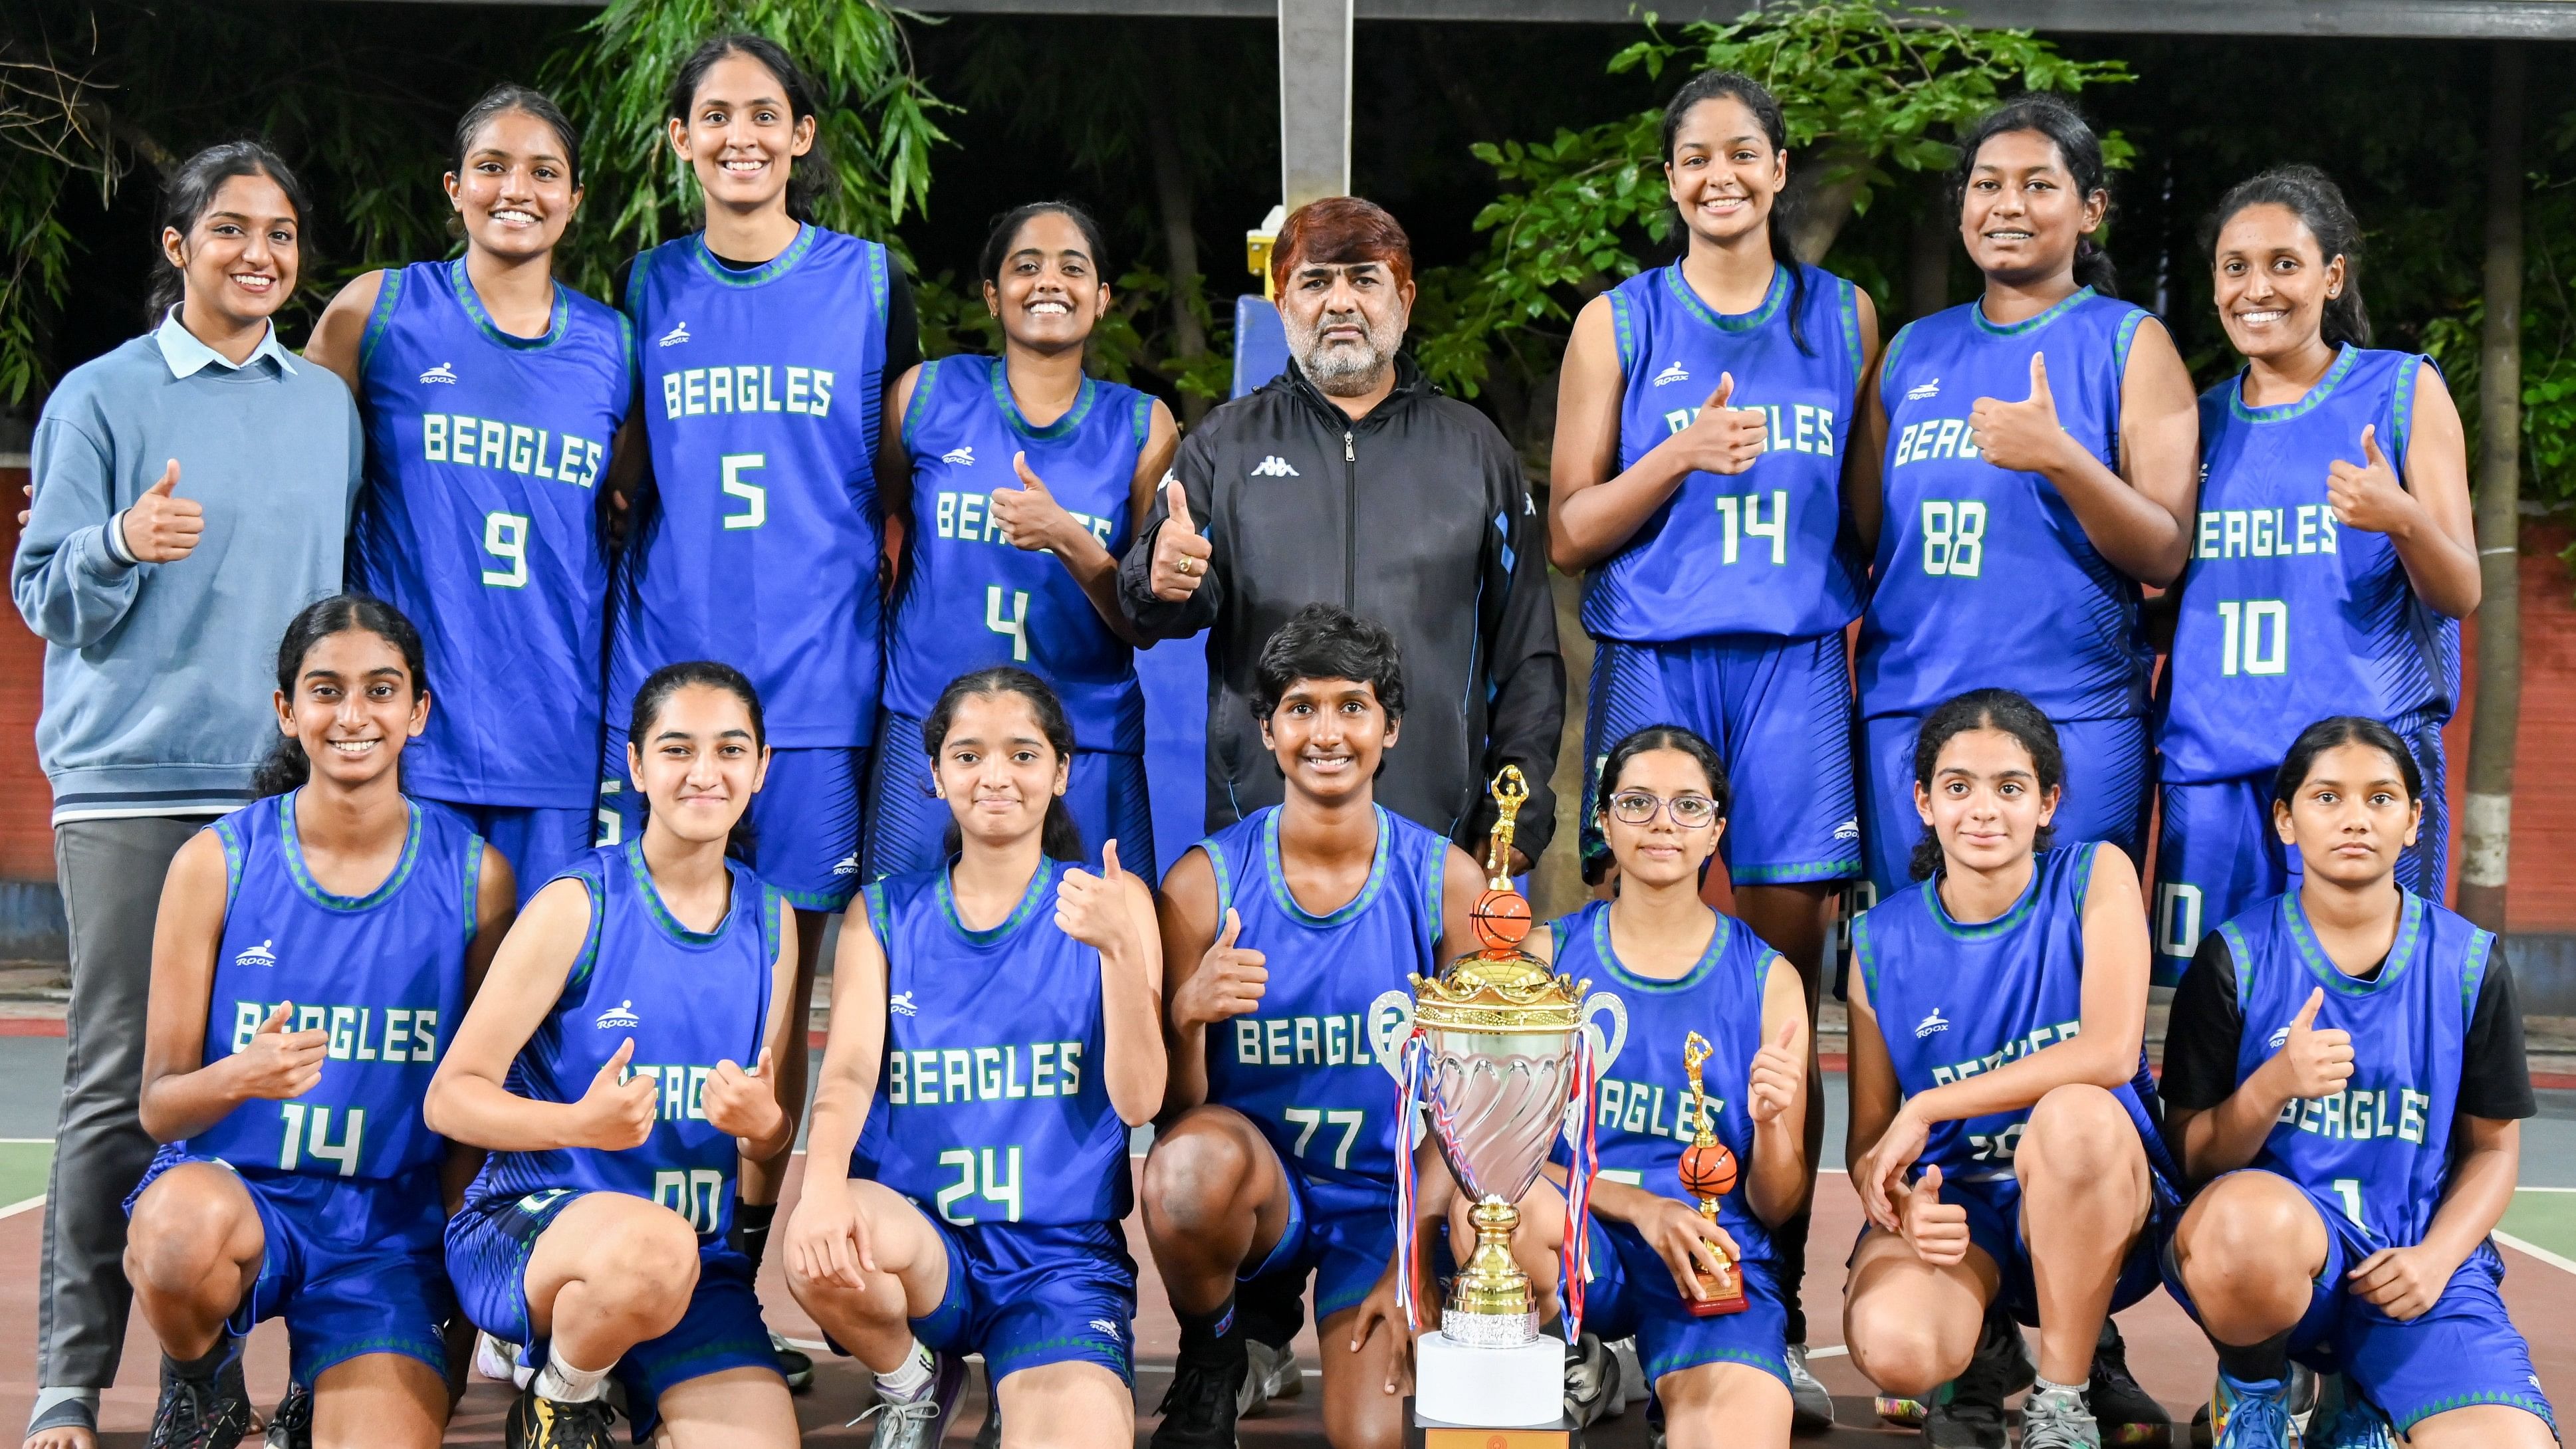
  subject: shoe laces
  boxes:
[2216,1382,2297,1449]
[538,1396,620,1449]
[2314,1398,2389,1449]
[851,1395,943,1432]
[1156,1353,1237,1423]
[2020,1391,2101,1449]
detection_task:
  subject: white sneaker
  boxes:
[475,1331,532,1389]
[1239,1338,1298,1418]
[1612,1338,1649,1406]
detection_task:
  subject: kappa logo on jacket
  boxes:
[1250,455,1301,479]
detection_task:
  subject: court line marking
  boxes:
[0,1194,43,1220]
[2495,1230,2576,1276]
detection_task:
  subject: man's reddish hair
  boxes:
[1271,197,1413,294]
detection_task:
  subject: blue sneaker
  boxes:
[2309,1383,2395,1449]
[2210,1374,2299,1449]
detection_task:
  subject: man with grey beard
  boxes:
[1116,195,1563,872]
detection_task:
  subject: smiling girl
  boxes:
[308,85,633,903]
[866,203,1179,882]
[2152,168,2477,979]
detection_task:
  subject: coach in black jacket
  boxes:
[1116,197,1564,862]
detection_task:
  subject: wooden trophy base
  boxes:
[1687,1268,1748,1318]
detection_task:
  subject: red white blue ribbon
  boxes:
[1558,1024,1600,1344]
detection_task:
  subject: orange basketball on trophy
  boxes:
[1679,1139,1738,1201]
[1470,887,1532,950]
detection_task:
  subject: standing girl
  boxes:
[1853,96,2199,902]
[2152,168,2477,977]
[868,203,1178,881]
[1841,690,2176,1449]
[308,85,631,901]
[785,669,1163,1449]
[431,662,800,1449]
[1547,72,1875,1406]
[124,595,512,1449]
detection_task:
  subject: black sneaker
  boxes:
[1151,1335,1247,1449]
[503,1387,620,1449]
[769,1331,814,1394]
[2093,1320,2172,1446]
[263,1385,312,1449]
[1564,1332,1623,1427]
[148,1341,252,1449]
[1923,1307,2035,1449]
[974,1362,1002,1449]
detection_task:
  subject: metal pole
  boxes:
[1277,0,1353,210]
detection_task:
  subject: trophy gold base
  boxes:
[1443,1197,1538,1345]
[1686,1265,1748,1318]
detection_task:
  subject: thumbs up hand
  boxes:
[1895,1163,1972,1266]
[1171,908,1267,1029]
[2327,423,2419,538]
[1149,475,1214,601]
[230,1000,328,1101]
[1970,352,2074,476]
[1056,839,1135,952]
[121,460,205,563]
[705,1048,786,1144]
[1747,1020,1803,1124]
[991,450,1083,556]
[1668,372,1768,476]
[574,1038,659,1149]
[2264,986,2356,1101]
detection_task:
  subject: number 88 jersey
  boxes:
[1857,290,2154,724]
[350,259,632,809]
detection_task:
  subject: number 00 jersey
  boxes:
[853,860,1130,1226]
[183,792,480,1181]
[1852,842,2170,1182]
[348,260,632,808]
[1583,262,1867,644]
[883,356,1152,754]
[2155,347,2459,784]
[612,226,893,747]
[466,840,781,1239]
[1198,806,1446,1186]
[1859,290,2155,723]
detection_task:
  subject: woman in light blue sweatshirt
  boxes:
[9,140,359,1449]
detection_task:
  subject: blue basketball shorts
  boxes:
[424,799,595,908]
[1242,1167,1398,1324]
[2154,718,2447,980]
[899,1217,1136,1385]
[1582,633,1862,886]
[601,724,865,911]
[126,1147,451,1385]
[1849,1168,2168,1329]
[1861,711,2152,897]
[445,1187,779,1440]
[2161,1172,2553,1436]
[862,709,1157,882]
[1574,1210,1790,1391]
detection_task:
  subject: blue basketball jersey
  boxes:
[1199,806,1447,1186]
[852,859,1129,1226]
[467,839,781,1238]
[185,792,480,1180]
[612,227,892,747]
[348,261,632,808]
[1853,843,2168,1181]
[2157,348,2459,783]
[1551,900,1780,1264]
[1859,290,2155,722]
[2217,891,2493,1249]
[883,357,1153,754]
[1582,263,1867,643]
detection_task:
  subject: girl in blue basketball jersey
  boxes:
[126,596,515,1449]
[1840,691,2176,1449]
[308,86,631,904]
[866,202,1179,881]
[1851,97,2200,905]
[784,669,1163,1449]
[2152,170,2478,980]
[1548,72,1874,1410]
[430,663,800,1449]
[2160,718,2547,1449]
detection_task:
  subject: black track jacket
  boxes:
[1116,355,1566,858]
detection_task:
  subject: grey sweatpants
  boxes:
[37,816,202,1389]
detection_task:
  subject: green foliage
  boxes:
[1414,0,2131,397]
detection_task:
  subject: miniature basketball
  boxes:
[1470,887,1532,949]
[1679,1140,1738,1200]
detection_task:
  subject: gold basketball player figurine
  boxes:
[1677,1032,1746,1317]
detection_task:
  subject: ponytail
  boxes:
[2202,164,2373,350]
[1952,95,2119,299]
[1661,70,1812,354]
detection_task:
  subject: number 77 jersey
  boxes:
[1858,290,2156,724]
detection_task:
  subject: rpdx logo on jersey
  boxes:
[417,362,458,386]
[942,445,977,467]
[595,999,642,1030]
[1653,360,1691,387]
[1915,1008,1949,1040]
[889,991,919,1018]
[234,939,279,968]
[1905,379,1941,401]
[658,322,691,348]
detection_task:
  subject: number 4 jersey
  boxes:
[349,260,632,808]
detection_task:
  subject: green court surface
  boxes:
[0,1140,52,1209]
[2502,1188,2576,1262]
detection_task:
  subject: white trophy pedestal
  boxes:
[1414,1331,1563,1428]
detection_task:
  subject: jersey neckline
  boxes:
[443,258,570,351]
[1261,806,1393,928]
[1923,852,2049,941]
[689,223,818,289]
[938,856,1056,947]
[1662,261,1789,334]
[279,790,423,912]
[623,836,741,948]
[1585,899,1732,994]
[1970,286,2095,339]
[989,357,1100,442]
[2226,343,2359,424]
[2282,886,2423,996]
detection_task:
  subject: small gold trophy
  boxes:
[1677,1032,1747,1317]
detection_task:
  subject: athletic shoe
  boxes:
[1564,1332,1623,1427]
[262,1385,310,1449]
[2194,1365,2320,1448]
[148,1341,251,1449]
[1238,1338,1290,1418]
[1922,1307,2034,1449]
[2022,1387,2105,1449]
[1785,1343,1836,1430]
[853,1351,967,1449]
[973,1367,1002,1449]
[2208,1373,2300,1449]
[1260,1339,1304,1401]
[771,1331,815,1394]
[2308,1385,2393,1449]
[2092,1321,2172,1446]
[501,1388,619,1449]
[1611,1338,1648,1407]
[1151,1332,1246,1449]
[476,1331,534,1389]
[1879,1398,1931,1428]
